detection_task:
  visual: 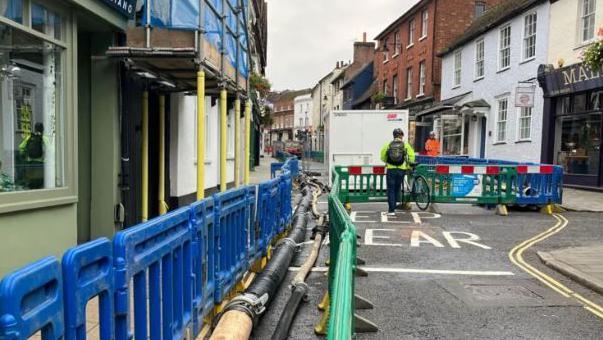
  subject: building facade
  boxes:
[538,0,603,188]
[438,0,549,162]
[374,0,504,144]
[311,64,347,151]
[0,0,129,275]
[294,93,313,135]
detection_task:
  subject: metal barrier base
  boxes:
[354,294,374,310]
[354,314,378,333]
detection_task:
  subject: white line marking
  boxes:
[288,266,515,276]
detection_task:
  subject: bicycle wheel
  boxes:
[412,175,431,211]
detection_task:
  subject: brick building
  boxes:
[374,0,503,126]
[267,89,311,144]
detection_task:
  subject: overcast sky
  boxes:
[266,0,420,91]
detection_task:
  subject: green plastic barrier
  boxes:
[332,164,519,205]
[327,171,357,340]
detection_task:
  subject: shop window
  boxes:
[32,2,61,40]
[1,0,22,23]
[557,113,601,175]
[518,107,532,140]
[442,116,463,155]
[0,23,65,192]
[573,93,588,112]
[555,96,571,115]
[496,98,508,142]
[590,91,602,110]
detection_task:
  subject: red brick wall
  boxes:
[374,0,503,105]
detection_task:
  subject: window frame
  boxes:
[382,38,389,63]
[498,24,512,71]
[453,49,462,87]
[581,0,597,43]
[420,9,428,40]
[0,0,76,213]
[392,74,399,104]
[517,106,532,141]
[474,38,485,80]
[408,18,415,48]
[496,98,509,143]
[522,12,537,62]
[418,61,426,96]
[475,1,487,18]
[393,31,401,56]
[405,67,413,100]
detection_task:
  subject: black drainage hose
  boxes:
[209,187,314,340]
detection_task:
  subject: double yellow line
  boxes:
[509,213,603,319]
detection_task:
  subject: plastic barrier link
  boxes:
[0,157,299,339]
[0,257,65,339]
[62,238,115,340]
[113,208,193,340]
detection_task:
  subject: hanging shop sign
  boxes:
[101,0,135,18]
[515,86,535,107]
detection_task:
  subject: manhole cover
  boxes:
[439,279,580,307]
[463,284,542,301]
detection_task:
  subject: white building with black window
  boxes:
[419,0,549,162]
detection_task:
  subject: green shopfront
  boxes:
[538,63,603,189]
[0,0,127,275]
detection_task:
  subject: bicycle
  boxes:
[401,162,431,211]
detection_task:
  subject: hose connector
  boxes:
[222,293,269,324]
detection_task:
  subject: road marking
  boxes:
[509,214,603,320]
[443,231,492,250]
[288,266,514,276]
[364,229,401,247]
[410,230,444,248]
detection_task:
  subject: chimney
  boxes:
[336,61,340,68]
[353,34,376,65]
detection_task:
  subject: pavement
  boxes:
[562,187,603,212]
[249,155,275,184]
[538,245,603,294]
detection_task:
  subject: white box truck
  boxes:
[325,110,410,181]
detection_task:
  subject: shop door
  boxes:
[557,113,602,187]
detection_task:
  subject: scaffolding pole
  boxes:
[220,87,228,192]
[197,70,206,200]
[244,100,251,185]
[142,91,149,221]
[234,97,241,187]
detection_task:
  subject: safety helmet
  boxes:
[429,131,436,136]
[393,128,404,137]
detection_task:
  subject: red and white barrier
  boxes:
[347,166,386,175]
[435,165,500,175]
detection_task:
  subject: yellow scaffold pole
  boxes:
[220,87,228,192]
[197,70,206,200]
[158,94,168,215]
[244,100,251,185]
[141,90,149,221]
[234,96,241,187]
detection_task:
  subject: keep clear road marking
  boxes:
[509,213,603,320]
[350,211,442,224]
[287,266,514,276]
[365,229,492,249]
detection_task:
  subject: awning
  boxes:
[416,92,471,118]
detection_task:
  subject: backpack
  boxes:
[387,140,406,166]
[26,134,44,159]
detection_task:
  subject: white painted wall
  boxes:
[548,0,603,66]
[169,93,236,198]
[441,2,549,163]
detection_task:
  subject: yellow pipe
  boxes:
[158,95,168,215]
[234,98,241,187]
[244,100,251,185]
[197,70,206,200]
[220,88,228,192]
[141,91,149,221]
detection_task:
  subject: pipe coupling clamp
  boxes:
[224,293,269,320]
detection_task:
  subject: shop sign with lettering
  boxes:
[101,0,135,18]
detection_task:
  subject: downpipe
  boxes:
[209,186,314,340]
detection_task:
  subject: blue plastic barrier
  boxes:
[271,162,283,178]
[416,156,563,205]
[213,187,252,302]
[190,198,216,334]
[62,239,114,340]
[0,257,64,339]
[113,208,193,340]
[0,158,301,340]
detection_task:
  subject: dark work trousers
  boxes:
[386,168,406,213]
